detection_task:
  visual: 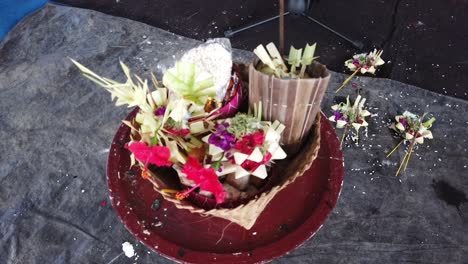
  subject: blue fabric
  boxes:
[0,0,48,40]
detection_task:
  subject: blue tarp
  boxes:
[0,0,48,40]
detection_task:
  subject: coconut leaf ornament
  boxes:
[254,42,318,79]
[162,61,216,105]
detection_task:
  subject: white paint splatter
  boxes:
[122,242,135,258]
[99,149,109,154]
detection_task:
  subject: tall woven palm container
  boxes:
[249,60,330,153]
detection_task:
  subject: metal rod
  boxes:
[224,12,290,38]
[301,13,364,50]
[279,0,285,53]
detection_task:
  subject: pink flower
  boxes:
[126,142,172,170]
[179,157,226,203]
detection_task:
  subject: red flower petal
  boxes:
[241,160,259,172]
[240,152,272,172]
[234,139,254,154]
[235,131,264,155]
[252,130,265,146]
[126,142,172,167]
[263,152,272,163]
[181,157,226,203]
[165,127,191,137]
[179,128,190,136]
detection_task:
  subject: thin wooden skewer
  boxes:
[340,125,348,146]
[403,140,416,172]
[279,0,285,54]
[336,68,360,93]
[403,116,424,172]
[386,140,404,158]
[395,151,408,176]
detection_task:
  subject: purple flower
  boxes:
[333,110,343,121]
[399,118,408,128]
[155,106,166,116]
[215,123,229,130]
[352,59,361,67]
[208,123,236,151]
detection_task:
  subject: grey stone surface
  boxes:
[0,4,467,264]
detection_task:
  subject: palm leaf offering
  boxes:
[328,95,373,146]
[254,42,318,78]
[71,40,287,206]
[336,49,385,93]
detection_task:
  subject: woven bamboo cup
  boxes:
[249,60,331,154]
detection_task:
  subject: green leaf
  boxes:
[258,65,276,75]
[299,43,318,78]
[423,117,436,128]
[162,61,215,105]
[287,46,303,74]
[150,135,159,146]
[288,46,303,67]
[211,160,221,170]
[301,43,317,66]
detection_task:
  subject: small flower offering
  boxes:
[72,40,287,205]
[202,110,287,180]
[387,111,436,176]
[336,49,385,93]
[328,95,372,145]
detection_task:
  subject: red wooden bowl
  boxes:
[107,111,344,263]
